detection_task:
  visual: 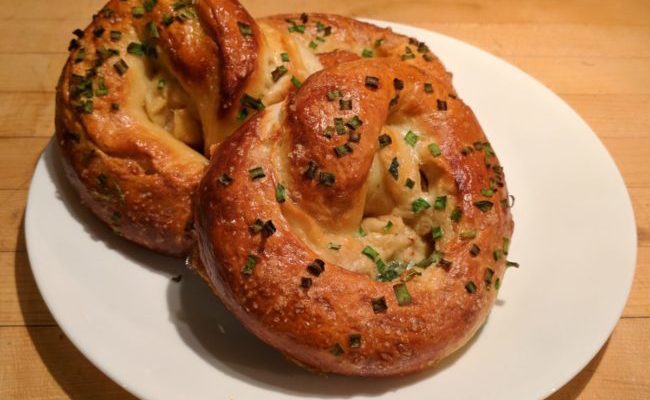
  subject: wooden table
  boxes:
[1,0,648,398]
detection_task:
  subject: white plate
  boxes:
[25,20,636,400]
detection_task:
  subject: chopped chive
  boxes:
[237,108,248,121]
[431,226,443,240]
[503,237,511,255]
[307,259,325,276]
[481,188,494,197]
[389,95,399,107]
[242,254,258,275]
[326,90,341,101]
[495,277,501,290]
[127,42,145,56]
[304,160,318,179]
[465,281,477,293]
[384,220,393,232]
[428,143,441,157]
[346,115,362,130]
[378,134,392,148]
[240,94,265,110]
[405,178,415,189]
[162,14,174,26]
[132,6,145,17]
[424,83,433,93]
[300,12,308,23]
[93,26,105,37]
[334,117,346,134]
[290,76,301,88]
[393,283,412,306]
[323,126,335,138]
[218,173,233,186]
[74,48,86,63]
[339,99,352,110]
[334,143,353,158]
[469,244,480,256]
[275,183,286,203]
[280,52,290,62]
[358,227,367,237]
[434,195,447,210]
[349,334,362,349]
[144,0,157,12]
[237,21,253,37]
[113,59,129,75]
[249,218,264,234]
[388,157,399,180]
[365,76,380,89]
[95,77,108,96]
[484,268,495,288]
[287,20,306,33]
[157,78,165,90]
[111,102,120,111]
[404,130,419,147]
[371,297,388,313]
[417,42,430,53]
[362,246,380,262]
[301,277,312,289]
[506,260,520,268]
[437,99,448,111]
[474,200,494,212]
[147,21,159,39]
[374,38,384,47]
[460,230,476,240]
[330,343,344,356]
[450,207,462,222]
[493,249,503,261]
[248,166,265,180]
[361,48,373,58]
[318,171,335,187]
[308,41,318,49]
[412,198,431,214]
[262,220,276,237]
[328,242,341,250]
[393,78,404,90]
[271,65,288,82]
[80,100,93,114]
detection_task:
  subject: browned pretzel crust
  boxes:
[195,56,514,375]
[55,0,451,256]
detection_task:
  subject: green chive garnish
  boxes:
[132,6,145,18]
[437,99,448,111]
[424,83,433,93]
[431,226,443,240]
[493,249,503,261]
[275,183,286,203]
[271,65,288,82]
[113,59,128,75]
[388,157,399,180]
[327,90,341,101]
[74,48,86,63]
[404,130,419,147]
[334,143,353,158]
[349,334,361,349]
[339,99,352,110]
[157,79,165,90]
[470,244,480,256]
[484,268,495,288]
[428,143,441,157]
[378,134,392,148]
[405,178,415,189]
[330,343,344,356]
[412,198,431,214]
[371,297,387,313]
[242,254,258,275]
[127,42,145,56]
[328,242,341,250]
[304,160,318,179]
[365,76,380,89]
[95,77,108,96]
[503,237,511,255]
[280,52,290,62]
[318,172,335,187]
[290,76,301,88]
[308,41,318,49]
[474,200,493,212]
[346,115,362,130]
[240,94,265,110]
[361,48,373,58]
[384,220,393,232]
[393,283,412,306]
[460,230,476,240]
[110,30,122,41]
[506,260,520,268]
[465,281,477,293]
[434,195,447,210]
[495,277,501,290]
[147,21,159,39]
[218,173,233,186]
[481,188,494,197]
[362,246,380,262]
[237,21,253,37]
[248,166,265,180]
[393,78,404,90]
[358,227,367,237]
[450,207,462,222]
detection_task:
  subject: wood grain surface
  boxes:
[0,0,648,398]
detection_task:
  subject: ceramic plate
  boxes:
[25,20,637,400]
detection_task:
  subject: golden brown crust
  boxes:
[196,56,514,375]
[55,0,456,256]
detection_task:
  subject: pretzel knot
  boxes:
[195,57,514,375]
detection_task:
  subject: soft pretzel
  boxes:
[195,56,514,374]
[55,0,451,256]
